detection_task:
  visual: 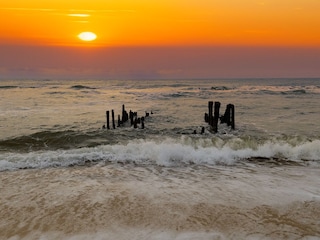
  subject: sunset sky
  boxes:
[1,0,320,79]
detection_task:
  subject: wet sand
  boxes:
[1,164,319,240]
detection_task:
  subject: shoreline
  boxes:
[1,164,319,239]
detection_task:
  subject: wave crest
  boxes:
[1,136,319,171]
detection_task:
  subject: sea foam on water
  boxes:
[1,164,319,239]
[1,78,320,239]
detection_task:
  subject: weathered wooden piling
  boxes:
[212,101,220,133]
[130,110,134,126]
[208,101,213,126]
[230,104,235,130]
[122,104,128,123]
[214,102,220,119]
[219,103,235,130]
[106,111,110,129]
[104,104,152,130]
[204,113,209,123]
[221,104,230,126]
[133,117,138,128]
[204,101,235,133]
[118,114,121,127]
[111,110,115,129]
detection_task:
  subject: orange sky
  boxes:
[1,0,320,79]
[1,0,320,47]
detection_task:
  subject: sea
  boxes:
[0,78,319,240]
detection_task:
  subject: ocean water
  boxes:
[0,78,319,239]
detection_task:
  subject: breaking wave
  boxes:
[1,136,319,171]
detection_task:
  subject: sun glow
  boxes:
[78,32,97,42]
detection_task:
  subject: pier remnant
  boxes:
[220,104,235,130]
[118,115,121,127]
[208,101,213,126]
[204,101,235,133]
[230,104,235,130]
[112,110,115,129]
[106,111,110,129]
[104,104,151,130]
[213,101,221,133]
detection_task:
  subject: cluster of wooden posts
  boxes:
[103,101,235,133]
[103,104,151,130]
[204,101,235,133]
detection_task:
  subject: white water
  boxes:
[1,78,320,239]
[1,137,320,171]
[1,164,320,239]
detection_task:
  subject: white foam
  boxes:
[1,163,320,239]
[1,137,319,171]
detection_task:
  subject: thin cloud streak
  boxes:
[0,7,135,13]
[0,7,54,12]
[68,14,90,17]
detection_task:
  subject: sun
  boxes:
[78,32,97,42]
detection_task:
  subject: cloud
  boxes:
[0,7,55,12]
[68,13,90,17]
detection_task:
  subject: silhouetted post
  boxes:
[112,110,115,129]
[106,111,110,129]
[141,117,145,129]
[223,104,231,126]
[130,110,134,126]
[208,101,213,126]
[204,113,209,123]
[230,104,235,130]
[214,102,220,119]
[122,104,127,123]
[213,101,220,133]
[134,117,138,128]
[118,114,121,127]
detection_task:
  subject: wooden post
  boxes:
[230,104,235,130]
[134,117,138,128]
[130,110,134,126]
[213,101,220,133]
[118,114,121,127]
[223,104,231,126]
[106,111,110,129]
[112,110,115,129]
[208,101,213,127]
[204,113,209,123]
[122,104,127,123]
[214,102,220,119]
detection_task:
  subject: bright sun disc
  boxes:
[78,32,97,41]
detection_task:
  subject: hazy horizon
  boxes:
[1,45,320,80]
